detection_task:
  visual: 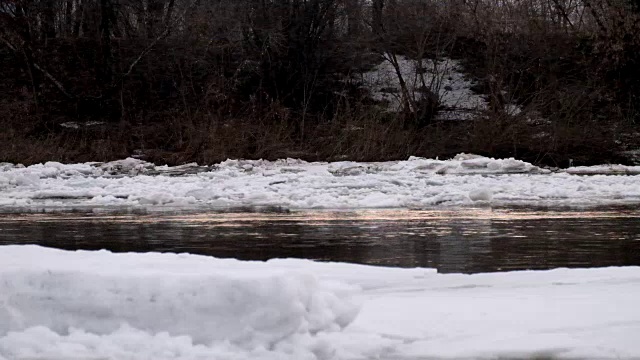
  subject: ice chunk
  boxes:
[469,188,493,202]
[2,155,640,211]
[1,246,640,359]
[0,246,359,348]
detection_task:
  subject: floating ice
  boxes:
[468,188,493,202]
[1,246,639,359]
[1,155,640,211]
[0,246,359,348]
[564,164,640,175]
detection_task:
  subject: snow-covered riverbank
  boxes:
[1,154,640,211]
[1,245,639,359]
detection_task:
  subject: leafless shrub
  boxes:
[0,0,638,166]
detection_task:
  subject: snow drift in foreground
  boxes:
[1,246,640,360]
[2,154,640,211]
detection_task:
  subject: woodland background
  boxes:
[1,0,639,166]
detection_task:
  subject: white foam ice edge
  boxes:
[1,245,639,359]
[1,154,640,210]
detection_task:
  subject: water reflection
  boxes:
[1,209,639,273]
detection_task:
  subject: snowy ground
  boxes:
[360,56,483,118]
[1,245,639,360]
[2,154,640,211]
[358,56,519,119]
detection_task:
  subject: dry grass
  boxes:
[2,100,634,167]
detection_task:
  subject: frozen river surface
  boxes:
[1,155,640,359]
[2,155,640,210]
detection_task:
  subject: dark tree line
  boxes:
[1,0,639,165]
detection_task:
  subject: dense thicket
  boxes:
[1,0,639,166]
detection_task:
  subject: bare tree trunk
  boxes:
[73,0,84,37]
[1,36,74,99]
[550,0,575,31]
[164,0,176,25]
[42,0,57,40]
[64,0,73,36]
[146,0,164,38]
[583,0,607,33]
[372,0,384,35]
[387,52,416,117]
[100,0,114,84]
[345,0,361,36]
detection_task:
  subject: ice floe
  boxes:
[0,245,639,359]
[1,155,640,211]
[564,164,640,175]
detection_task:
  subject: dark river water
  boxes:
[1,208,639,273]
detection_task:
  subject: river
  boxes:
[2,207,639,273]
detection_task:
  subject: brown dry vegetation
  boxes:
[1,0,639,167]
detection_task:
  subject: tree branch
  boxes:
[0,35,75,99]
[122,26,170,78]
[120,0,197,79]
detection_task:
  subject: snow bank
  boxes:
[1,155,640,211]
[1,246,639,359]
[0,246,358,349]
